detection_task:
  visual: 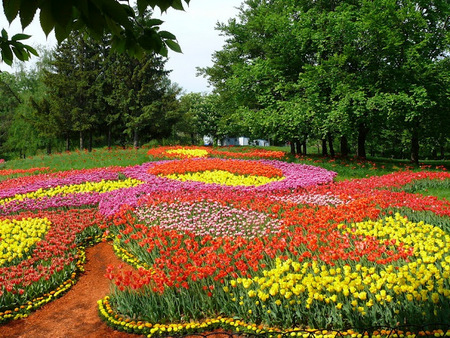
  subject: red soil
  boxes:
[1,242,139,338]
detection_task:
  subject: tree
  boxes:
[1,0,188,65]
[0,65,50,158]
[174,93,228,146]
[0,71,20,158]
[202,0,450,161]
[104,49,172,148]
[41,22,180,150]
[43,33,84,150]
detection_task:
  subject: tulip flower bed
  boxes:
[147,145,286,160]
[0,208,103,322]
[0,148,449,337]
[0,167,52,184]
[98,162,450,336]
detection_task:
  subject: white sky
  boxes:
[0,0,243,93]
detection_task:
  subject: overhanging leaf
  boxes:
[165,39,182,53]
[11,33,31,41]
[136,0,148,15]
[158,30,176,40]
[50,0,74,28]
[138,29,163,51]
[12,45,28,61]
[84,3,106,37]
[99,0,133,30]
[24,44,38,56]
[3,0,20,23]
[146,18,164,27]
[1,44,13,65]
[19,0,38,29]
[111,36,127,53]
[54,23,71,43]
[105,16,123,36]
[171,0,185,11]
[40,2,56,37]
[159,44,168,57]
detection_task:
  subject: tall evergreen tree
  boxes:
[104,50,171,147]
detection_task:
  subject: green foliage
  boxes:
[0,66,51,159]
[103,49,178,147]
[0,29,37,66]
[1,25,186,158]
[1,0,189,65]
[396,179,450,201]
[36,26,182,151]
[201,0,450,161]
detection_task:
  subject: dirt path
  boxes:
[1,242,139,338]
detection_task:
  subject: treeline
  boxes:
[0,31,216,159]
[199,0,450,163]
[0,36,177,158]
[1,0,449,163]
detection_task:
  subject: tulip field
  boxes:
[0,146,449,337]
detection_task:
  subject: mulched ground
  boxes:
[1,242,140,338]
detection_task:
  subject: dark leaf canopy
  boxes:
[1,0,189,64]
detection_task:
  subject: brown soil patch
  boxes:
[0,242,140,338]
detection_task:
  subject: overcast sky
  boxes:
[0,0,243,93]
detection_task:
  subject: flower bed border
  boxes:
[0,235,102,324]
[98,296,450,337]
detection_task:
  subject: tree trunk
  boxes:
[79,131,84,150]
[302,141,307,155]
[440,144,445,160]
[357,124,367,159]
[290,141,296,155]
[327,133,335,157]
[88,131,93,152]
[65,133,70,151]
[295,140,302,155]
[340,135,349,157]
[133,128,139,148]
[410,127,419,165]
[46,142,52,155]
[322,139,328,156]
[431,148,437,160]
[107,126,112,149]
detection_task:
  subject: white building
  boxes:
[207,136,270,147]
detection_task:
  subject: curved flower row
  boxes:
[0,245,91,323]
[148,158,284,178]
[105,202,450,331]
[0,167,51,177]
[98,295,450,338]
[0,178,143,206]
[96,161,336,218]
[229,214,449,328]
[135,200,283,239]
[125,159,337,192]
[102,165,450,332]
[0,218,51,267]
[0,208,103,322]
[0,167,144,216]
[1,149,449,335]
[0,167,124,197]
[147,145,286,160]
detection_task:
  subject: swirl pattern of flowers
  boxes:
[0,147,449,338]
